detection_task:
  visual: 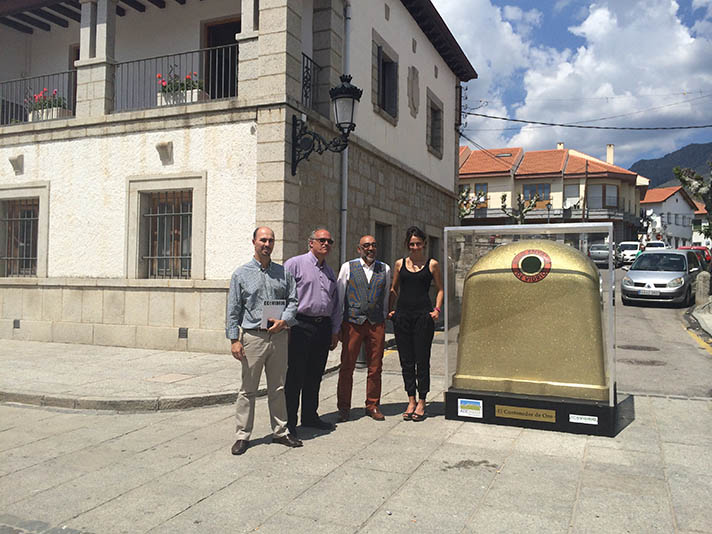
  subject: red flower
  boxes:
[185,75,191,80]
[43,88,47,93]
[193,72,197,76]
[161,80,167,87]
[156,73,162,79]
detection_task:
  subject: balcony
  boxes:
[1,71,76,125]
[114,44,239,113]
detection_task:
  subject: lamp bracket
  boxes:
[291,115,349,175]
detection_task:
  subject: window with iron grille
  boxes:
[1,198,39,277]
[142,190,192,279]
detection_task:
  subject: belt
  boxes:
[296,313,330,324]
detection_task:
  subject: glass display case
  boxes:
[443,223,630,435]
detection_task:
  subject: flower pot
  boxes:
[28,107,72,122]
[156,89,209,107]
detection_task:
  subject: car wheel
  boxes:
[622,296,631,306]
[687,288,695,307]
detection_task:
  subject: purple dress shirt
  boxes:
[284,251,340,334]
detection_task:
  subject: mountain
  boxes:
[629,142,712,188]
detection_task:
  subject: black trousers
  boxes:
[285,317,331,428]
[393,311,435,398]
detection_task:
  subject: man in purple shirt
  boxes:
[284,227,341,434]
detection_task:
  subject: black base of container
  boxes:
[444,387,635,437]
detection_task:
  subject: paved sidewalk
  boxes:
[0,337,394,411]
[0,371,710,533]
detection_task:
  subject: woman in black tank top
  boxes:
[388,226,444,421]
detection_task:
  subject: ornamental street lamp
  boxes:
[291,74,363,176]
[546,201,552,223]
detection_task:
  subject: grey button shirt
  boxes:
[225,258,298,340]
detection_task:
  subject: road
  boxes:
[382,266,712,399]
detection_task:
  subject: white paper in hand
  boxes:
[261,300,286,329]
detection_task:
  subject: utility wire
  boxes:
[464,111,712,130]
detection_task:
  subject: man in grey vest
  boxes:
[335,234,391,421]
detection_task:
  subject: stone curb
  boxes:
[0,338,396,412]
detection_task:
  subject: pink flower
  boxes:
[34,95,39,102]
[43,88,47,93]
[156,73,162,79]
[161,80,167,87]
[185,75,191,80]
[193,72,197,76]
[52,89,57,95]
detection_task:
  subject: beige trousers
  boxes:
[235,329,289,440]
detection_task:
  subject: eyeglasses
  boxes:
[312,237,334,245]
[360,242,377,248]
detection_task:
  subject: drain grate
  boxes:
[617,344,660,352]
[619,358,666,366]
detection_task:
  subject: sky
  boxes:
[431,0,712,169]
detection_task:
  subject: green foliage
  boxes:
[25,88,67,112]
[156,65,204,94]
[674,162,712,237]
[500,193,540,224]
[458,186,487,219]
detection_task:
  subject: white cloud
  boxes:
[433,0,712,167]
[502,5,543,37]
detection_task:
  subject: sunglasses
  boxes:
[312,237,334,245]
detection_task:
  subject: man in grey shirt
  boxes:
[226,226,302,455]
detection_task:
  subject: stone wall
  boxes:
[0,280,228,353]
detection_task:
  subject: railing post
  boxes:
[75,0,117,117]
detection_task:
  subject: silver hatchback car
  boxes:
[621,250,701,307]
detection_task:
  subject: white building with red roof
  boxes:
[458,143,649,242]
[692,201,710,247]
[640,186,697,247]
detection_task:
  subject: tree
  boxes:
[501,193,540,225]
[458,186,487,220]
[674,163,712,239]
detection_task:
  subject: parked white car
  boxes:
[645,241,670,249]
[618,241,641,264]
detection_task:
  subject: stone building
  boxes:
[458,144,649,243]
[0,0,476,351]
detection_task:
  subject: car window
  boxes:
[619,244,638,251]
[631,253,686,272]
[688,252,700,269]
[590,245,607,251]
[646,242,665,248]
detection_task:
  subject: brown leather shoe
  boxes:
[338,409,350,422]
[365,406,385,421]
[231,439,249,455]
[272,433,303,447]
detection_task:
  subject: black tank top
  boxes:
[396,258,433,312]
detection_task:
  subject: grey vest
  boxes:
[345,260,387,325]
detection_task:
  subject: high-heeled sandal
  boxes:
[402,409,415,420]
[411,410,427,422]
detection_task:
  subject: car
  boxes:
[588,243,621,267]
[682,245,712,263]
[621,249,701,307]
[617,241,641,264]
[678,246,710,271]
[645,240,670,249]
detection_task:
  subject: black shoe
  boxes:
[301,417,336,431]
[272,433,303,447]
[287,425,299,438]
[231,439,249,455]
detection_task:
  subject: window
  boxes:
[1,198,38,276]
[372,30,398,123]
[144,191,192,279]
[429,235,440,262]
[587,184,618,209]
[667,213,672,224]
[374,222,392,267]
[0,183,49,277]
[675,214,680,226]
[474,183,488,208]
[564,184,580,208]
[693,218,702,231]
[127,174,206,279]
[426,88,443,158]
[523,183,550,206]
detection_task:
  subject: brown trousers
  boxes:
[337,320,385,411]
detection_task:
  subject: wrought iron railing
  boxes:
[0,71,76,126]
[114,44,238,112]
[1,198,39,277]
[302,53,319,109]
